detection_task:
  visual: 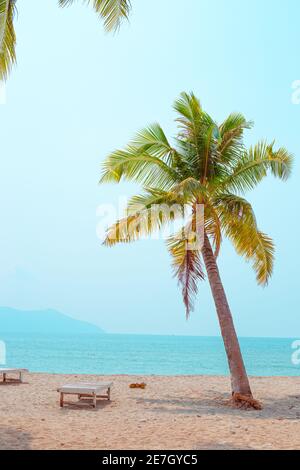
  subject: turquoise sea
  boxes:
[1,334,299,376]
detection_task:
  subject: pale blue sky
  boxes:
[0,0,299,336]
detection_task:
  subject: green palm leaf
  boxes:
[127,188,185,215]
[0,0,131,79]
[167,227,205,318]
[221,141,293,193]
[103,200,181,246]
[0,0,16,80]
[100,128,181,189]
[58,0,131,31]
[218,113,253,164]
[215,193,274,284]
[174,92,217,178]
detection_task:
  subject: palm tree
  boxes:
[100,92,293,408]
[0,0,131,80]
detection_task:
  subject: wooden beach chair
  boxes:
[57,382,112,408]
[0,368,28,383]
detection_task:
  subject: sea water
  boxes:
[1,333,299,376]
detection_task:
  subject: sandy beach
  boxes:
[0,373,300,450]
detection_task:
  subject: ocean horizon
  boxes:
[1,333,299,377]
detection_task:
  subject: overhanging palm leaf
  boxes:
[0,0,16,80]
[59,0,131,31]
[1,0,131,80]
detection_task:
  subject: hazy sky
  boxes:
[0,0,299,336]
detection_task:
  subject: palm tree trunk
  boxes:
[202,231,252,397]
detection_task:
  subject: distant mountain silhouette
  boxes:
[0,307,105,335]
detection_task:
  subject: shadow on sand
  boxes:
[133,392,300,420]
[0,427,32,450]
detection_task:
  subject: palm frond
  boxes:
[170,177,209,204]
[174,92,220,181]
[100,133,180,189]
[202,122,219,181]
[126,179,208,224]
[173,91,203,126]
[104,199,182,246]
[131,123,177,163]
[221,141,293,193]
[215,193,274,284]
[174,92,204,163]
[0,0,16,80]
[126,188,185,215]
[167,228,205,318]
[103,213,150,246]
[218,113,253,164]
[59,0,131,31]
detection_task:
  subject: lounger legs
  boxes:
[59,388,112,408]
[2,372,24,383]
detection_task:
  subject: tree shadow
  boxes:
[0,427,32,450]
[134,392,300,420]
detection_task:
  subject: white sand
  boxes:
[1,373,300,450]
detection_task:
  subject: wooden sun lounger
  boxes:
[0,368,28,383]
[57,382,112,408]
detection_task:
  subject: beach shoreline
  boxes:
[1,373,300,450]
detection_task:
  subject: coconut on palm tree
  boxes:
[0,0,131,80]
[100,92,293,408]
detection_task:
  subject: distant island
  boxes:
[0,307,105,335]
